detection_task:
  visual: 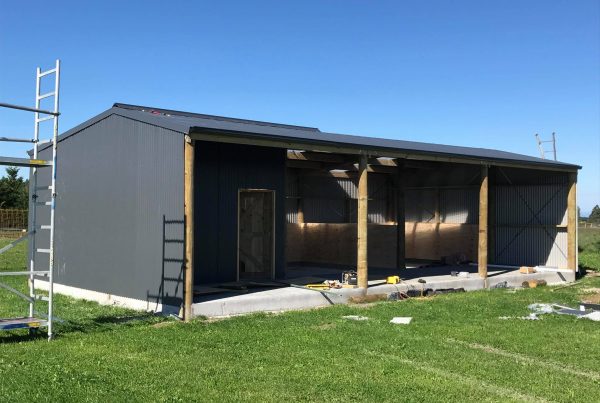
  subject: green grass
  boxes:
[579,227,600,271]
[2,238,600,402]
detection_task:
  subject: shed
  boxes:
[30,103,580,317]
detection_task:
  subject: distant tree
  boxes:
[0,167,29,209]
[589,205,600,224]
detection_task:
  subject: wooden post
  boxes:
[567,172,577,270]
[184,136,195,321]
[396,161,405,269]
[357,153,368,289]
[478,165,489,279]
[488,167,495,264]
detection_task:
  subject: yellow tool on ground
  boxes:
[386,276,401,284]
[306,283,331,290]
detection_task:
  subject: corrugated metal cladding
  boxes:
[32,115,185,305]
[286,170,392,223]
[493,184,568,268]
[194,141,286,284]
[286,169,478,225]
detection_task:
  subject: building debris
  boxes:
[509,302,600,322]
[499,313,540,320]
[341,271,357,286]
[390,317,412,325]
[519,266,536,274]
[388,291,410,301]
[581,311,600,322]
[528,303,554,314]
[522,279,547,288]
[342,315,368,321]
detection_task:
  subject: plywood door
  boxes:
[238,191,274,279]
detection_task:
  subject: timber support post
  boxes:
[184,135,195,321]
[357,153,369,289]
[567,171,577,271]
[478,165,489,280]
[396,160,405,269]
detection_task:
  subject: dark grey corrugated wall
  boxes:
[33,114,185,306]
[194,141,286,284]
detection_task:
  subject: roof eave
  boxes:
[188,126,581,172]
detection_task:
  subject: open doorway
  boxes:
[238,189,275,280]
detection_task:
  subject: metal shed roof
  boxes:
[50,103,580,171]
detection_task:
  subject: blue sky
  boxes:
[1,0,599,214]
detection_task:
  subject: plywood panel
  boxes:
[286,222,477,268]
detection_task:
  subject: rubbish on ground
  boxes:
[581,311,600,322]
[534,266,573,273]
[406,289,427,298]
[458,271,470,278]
[427,288,466,296]
[386,275,401,284]
[306,283,331,290]
[580,303,600,311]
[519,266,536,274]
[417,278,427,297]
[528,303,555,314]
[492,281,509,289]
[450,271,459,277]
[342,315,368,321]
[341,270,357,285]
[556,308,588,317]
[524,302,600,322]
[522,279,547,288]
[306,280,344,290]
[499,313,540,320]
[388,291,409,301]
[390,317,412,325]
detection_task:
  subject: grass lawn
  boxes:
[579,227,600,271]
[2,238,600,402]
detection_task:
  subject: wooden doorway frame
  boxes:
[236,189,276,281]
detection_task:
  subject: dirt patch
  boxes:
[348,294,388,304]
[579,288,600,304]
[581,293,600,304]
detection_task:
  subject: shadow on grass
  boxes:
[0,311,173,344]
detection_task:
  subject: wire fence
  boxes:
[0,209,28,238]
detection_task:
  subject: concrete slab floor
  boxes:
[192,265,576,318]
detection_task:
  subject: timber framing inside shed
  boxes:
[30,103,581,319]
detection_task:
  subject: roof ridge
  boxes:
[113,103,321,132]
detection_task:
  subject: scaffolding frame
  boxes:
[0,60,60,340]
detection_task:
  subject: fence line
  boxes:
[0,209,28,238]
[0,209,28,228]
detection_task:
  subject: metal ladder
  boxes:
[0,60,61,340]
[535,132,557,161]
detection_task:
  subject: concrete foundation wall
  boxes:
[286,222,477,268]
